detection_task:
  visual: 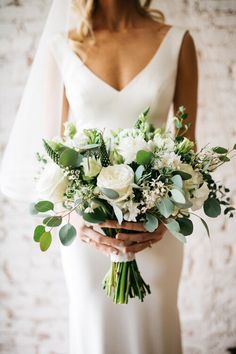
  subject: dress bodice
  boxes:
[49,26,188,131]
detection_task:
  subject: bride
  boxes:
[0,0,198,353]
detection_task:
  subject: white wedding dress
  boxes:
[49,25,188,354]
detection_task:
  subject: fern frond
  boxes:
[43,139,60,164]
[99,135,110,167]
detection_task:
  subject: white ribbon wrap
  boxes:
[110,247,135,263]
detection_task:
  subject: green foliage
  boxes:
[172,170,192,180]
[82,208,107,223]
[144,214,159,232]
[33,225,45,242]
[35,200,54,212]
[212,146,228,154]
[43,139,61,164]
[59,148,83,168]
[112,205,123,224]
[171,188,186,204]
[157,198,174,218]
[59,223,77,246]
[134,165,145,183]
[203,198,221,218]
[136,150,153,165]
[100,187,119,199]
[43,216,62,227]
[99,134,110,167]
[40,231,52,251]
[166,218,186,243]
[176,217,193,236]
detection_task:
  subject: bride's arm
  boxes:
[173,31,198,149]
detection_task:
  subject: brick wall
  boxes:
[0,1,235,353]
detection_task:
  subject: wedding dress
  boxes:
[49,25,187,354]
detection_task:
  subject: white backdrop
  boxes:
[0,1,236,353]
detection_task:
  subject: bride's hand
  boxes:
[99,220,166,254]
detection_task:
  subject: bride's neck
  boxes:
[93,0,144,31]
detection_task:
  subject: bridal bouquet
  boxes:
[31,106,235,304]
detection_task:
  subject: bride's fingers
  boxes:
[116,223,166,242]
[123,236,162,254]
[82,226,126,247]
[99,220,146,232]
[80,236,119,256]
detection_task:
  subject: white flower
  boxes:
[72,131,88,148]
[122,199,140,222]
[179,163,203,190]
[81,157,102,178]
[36,162,68,201]
[154,151,181,169]
[117,136,152,164]
[154,135,175,151]
[191,182,209,211]
[97,164,134,203]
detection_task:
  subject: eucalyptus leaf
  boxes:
[136,150,153,165]
[43,216,62,227]
[166,219,186,243]
[112,205,123,225]
[59,223,77,246]
[29,203,39,215]
[144,214,159,232]
[157,198,174,218]
[199,216,210,238]
[59,148,83,167]
[212,146,228,154]
[171,174,183,188]
[171,189,186,204]
[33,225,45,242]
[100,187,119,199]
[40,231,52,251]
[172,170,192,180]
[135,165,145,183]
[35,200,54,213]
[176,217,193,236]
[203,198,221,218]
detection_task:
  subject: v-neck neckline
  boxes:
[62,26,174,94]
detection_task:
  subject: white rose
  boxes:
[81,157,102,178]
[179,163,203,190]
[117,136,152,164]
[154,135,175,151]
[191,182,210,211]
[154,151,181,169]
[36,162,68,202]
[97,164,134,203]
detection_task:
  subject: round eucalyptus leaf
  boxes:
[35,200,54,212]
[40,231,52,251]
[177,217,193,236]
[136,150,153,165]
[59,223,77,246]
[43,216,62,227]
[59,148,83,167]
[34,225,45,242]
[144,214,159,232]
[171,189,186,204]
[203,198,221,218]
[157,198,174,218]
[100,187,119,199]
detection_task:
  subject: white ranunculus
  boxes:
[191,182,210,211]
[97,164,134,203]
[117,135,151,164]
[154,151,181,169]
[36,162,68,202]
[179,163,203,190]
[81,157,102,178]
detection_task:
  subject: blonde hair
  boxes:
[69,0,165,58]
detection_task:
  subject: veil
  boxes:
[0,0,77,202]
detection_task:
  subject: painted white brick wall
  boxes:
[0,1,235,353]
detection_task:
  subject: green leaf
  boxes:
[175,120,182,129]
[203,198,221,218]
[166,218,186,243]
[43,216,62,227]
[33,225,45,242]
[157,198,174,218]
[59,223,77,246]
[112,205,123,225]
[40,231,52,251]
[134,165,145,183]
[59,148,83,167]
[144,214,159,232]
[171,174,183,188]
[35,201,54,212]
[100,187,119,199]
[136,150,153,165]
[219,155,230,162]
[83,208,107,223]
[171,189,186,204]
[29,203,39,215]
[212,146,228,154]
[176,217,193,236]
[172,170,192,180]
[233,143,236,150]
